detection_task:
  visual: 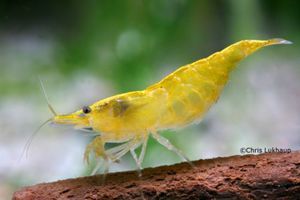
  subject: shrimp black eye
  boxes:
[82,106,92,114]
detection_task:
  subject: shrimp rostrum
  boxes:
[49,38,291,175]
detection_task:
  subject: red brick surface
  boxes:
[13,151,300,200]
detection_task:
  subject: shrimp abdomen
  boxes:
[150,39,291,129]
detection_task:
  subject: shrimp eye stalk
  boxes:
[82,106,92,114]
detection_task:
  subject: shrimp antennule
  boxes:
[38,77,57,116]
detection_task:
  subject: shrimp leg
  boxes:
[138,134,148,165]
[84,136,107,164]
[106,142,131,158]
[91,158,109,185]
[84,136,110,178]
[130,135,149,177]
[130,149,142,176]
[151,132,194,167]
[104,139,143,176]
[106,139,138,162]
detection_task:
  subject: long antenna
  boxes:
[38,77,57,116]
[18,118,52,162]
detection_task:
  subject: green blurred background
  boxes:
[1,0,300,198]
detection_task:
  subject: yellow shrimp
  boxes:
[49,38,291,175]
